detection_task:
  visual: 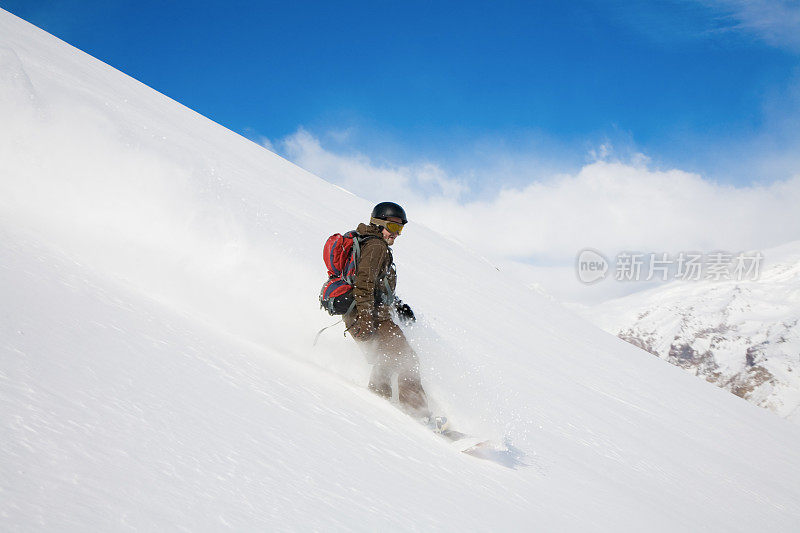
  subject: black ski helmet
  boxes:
[371,202,407,224]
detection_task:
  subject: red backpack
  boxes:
[319,231,377,315]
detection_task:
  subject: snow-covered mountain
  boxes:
[3,8,800,531]
[586,241,800,425]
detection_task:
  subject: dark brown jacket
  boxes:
[353,223,396,321]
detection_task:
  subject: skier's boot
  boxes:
[423,415,449,434]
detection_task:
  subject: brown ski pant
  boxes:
[344,313,429,417]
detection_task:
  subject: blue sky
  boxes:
[3,0,799,191]
[3,0,800,303]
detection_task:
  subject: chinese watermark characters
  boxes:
[576,249,763,284]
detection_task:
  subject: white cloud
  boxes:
[427,161,800,260]
[702,0,800,51]
[270,129,800,303]
[258,135,275,152]
[603,0,800,52]
[275,128,469,205]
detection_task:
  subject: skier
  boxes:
[342,202,431,419]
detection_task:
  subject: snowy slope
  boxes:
[3,8,800,531]
[585,241,800,425]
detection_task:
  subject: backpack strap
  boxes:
[360,236,394,305]
[343,232,388,309]
[356,233,381,246]
[381,262,396,304]
[346,232,381,284]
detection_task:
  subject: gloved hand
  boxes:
[395,299,416,325]
[351,309,376,340]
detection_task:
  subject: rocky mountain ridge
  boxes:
[587,241,800,424]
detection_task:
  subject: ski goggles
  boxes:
[371,217,405,234]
